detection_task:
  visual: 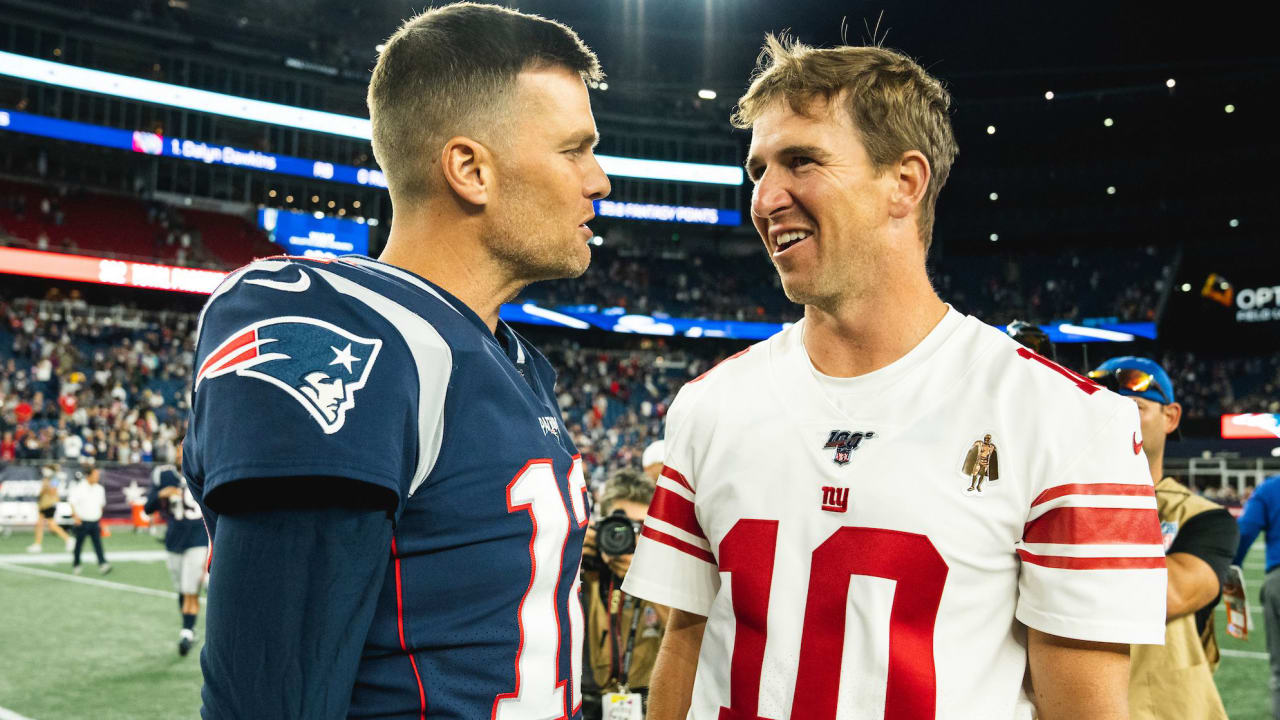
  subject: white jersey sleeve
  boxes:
[623,382,720,616]
[1014,399,1167,645]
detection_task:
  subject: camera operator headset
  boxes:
[581,468,669,720]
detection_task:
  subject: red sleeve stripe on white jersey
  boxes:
[640,525,717,566]
[1018,542,1166,558]
[1023,506,1163,546]
[1017,549,1166,571]
[660,465,695,494]
[1030,482,1155,508]
[649,485,706,540]
[1025,493,1156,526]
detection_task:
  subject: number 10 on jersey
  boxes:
[495,457,590,720]
[719,520,949,720]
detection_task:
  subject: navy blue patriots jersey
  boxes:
[144,465,209,553]
[184,256,589,719]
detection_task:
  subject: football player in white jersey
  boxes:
[623,35,1167,720]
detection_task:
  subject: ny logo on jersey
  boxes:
[820,486,850,513]
[823,430,876,465]
[195,316,382,434]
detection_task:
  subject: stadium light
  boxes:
[1166,78,1176,88]
[268,189,276,197]
[988,192,998,201]
[0,50,743,185]
[1103,117,1114,127]
[1225,104,1236,113]
[352,200,361,209]
[285,195,294,203]
[698,89,717,100]
[986,125,996,135]
[1181,283,1192,292]
[1229,218,1240,227]
[375,44,386,53]
[1106,186,1116,195]
[590,235,605,246]
[313,211,324,219]
[989,233,999,242]
[1044,90,1054,100]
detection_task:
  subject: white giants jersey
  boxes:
[623,307,1166,720]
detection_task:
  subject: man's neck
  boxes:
[377,208,523,333]
[802,277,948,378]
[1148,456,1164,485]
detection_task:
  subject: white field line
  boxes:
[0,561,176,599]
[0,550,167,565]
[1220,649,1270,660]
[0,705,36,720]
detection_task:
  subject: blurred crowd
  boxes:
[0,295,191,465]
[1162,351,1280,420]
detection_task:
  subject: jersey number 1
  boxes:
[494,457,589,720]
[719,521,949,720]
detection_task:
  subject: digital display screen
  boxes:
[258,208,370,258]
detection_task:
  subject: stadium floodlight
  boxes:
[986,125,996,135]
[1181,283,1192,292]
[988,192,998,201]
[1044,90,1054,100]
[1229,218,1239,227]
[1225,104,1236,113]
[1103,117,1114,127]
[989,233,999,242]
[1106,186,1116,195]
[375,44,386,53]
[1166,78,1176,88]
[1057,324,1135,342]
[698,89,717,100]
[596,155,743,186]
[0,50,372,139]
[0,50,743,185]
[313,211,324,219]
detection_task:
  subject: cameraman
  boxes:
[582,469,668,720]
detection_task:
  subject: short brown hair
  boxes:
[733,34,957,249]
[368,3,603,203]
[599,469,655,516]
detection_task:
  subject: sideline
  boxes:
[0,550,167,565]
[0,561,176,599]
[1220,649,1269,660]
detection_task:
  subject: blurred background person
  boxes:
[26,465,73,553]
[1231,471,1280,718]
[1089,356,1239,719]
[641,440,665,481]
[68,464,111,575]
[582,468,667,719]
[145,440,209,657]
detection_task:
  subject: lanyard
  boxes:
[608,578,644,691]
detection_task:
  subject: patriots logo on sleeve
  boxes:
[195,316,382,434]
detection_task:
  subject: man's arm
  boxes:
[645,608,707,720]
[1234,490,1268,566]
[1165,509,1239,620]
[1027,628,1131,720]
[200,500,392,719]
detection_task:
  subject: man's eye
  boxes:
[791,156,814,169]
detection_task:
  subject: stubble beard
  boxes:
[484,178,590,285]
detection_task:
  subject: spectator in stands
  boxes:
[581,469,667,719]
[1089,356,1237,719]
[1232,473,1280,719]
[641,440,665,480]
[26,467,73,553]
[68,465,111,575]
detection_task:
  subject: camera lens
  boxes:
[595,512,638,556]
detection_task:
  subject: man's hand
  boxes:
[582,525,598,560]
[1027,628,1131,720]
[603,551,632,579]
[158,486,182,500]
[646,608,706,720]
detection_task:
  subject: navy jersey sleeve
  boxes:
[186,259,449,518]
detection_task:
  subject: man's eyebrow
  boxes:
[745,144,830,180]
[568,130,600,149]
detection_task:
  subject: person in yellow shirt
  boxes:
[1090,357,1239,720]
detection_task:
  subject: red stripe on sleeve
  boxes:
[391,537,427,719]
[641,526,717,566]
[648,485,706,540]
[1023,506,1163,545]
[1017,549,1166,570]
[1030,482,1155,508]
[660,465,695,494]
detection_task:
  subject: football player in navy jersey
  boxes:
[183,3,609,718]
[144,439,209,656]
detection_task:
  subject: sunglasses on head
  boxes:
[1087,367,1171,404]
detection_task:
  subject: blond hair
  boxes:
[732,34,957,249]
[368,3,602,204]
[599,469,655,516]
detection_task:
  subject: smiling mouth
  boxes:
[774,230,813,255]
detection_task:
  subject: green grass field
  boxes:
[0,530,1271,719]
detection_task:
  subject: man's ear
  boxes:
[1164,401,1183,435]
[888,150,931,222]
[439,136,496,207]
